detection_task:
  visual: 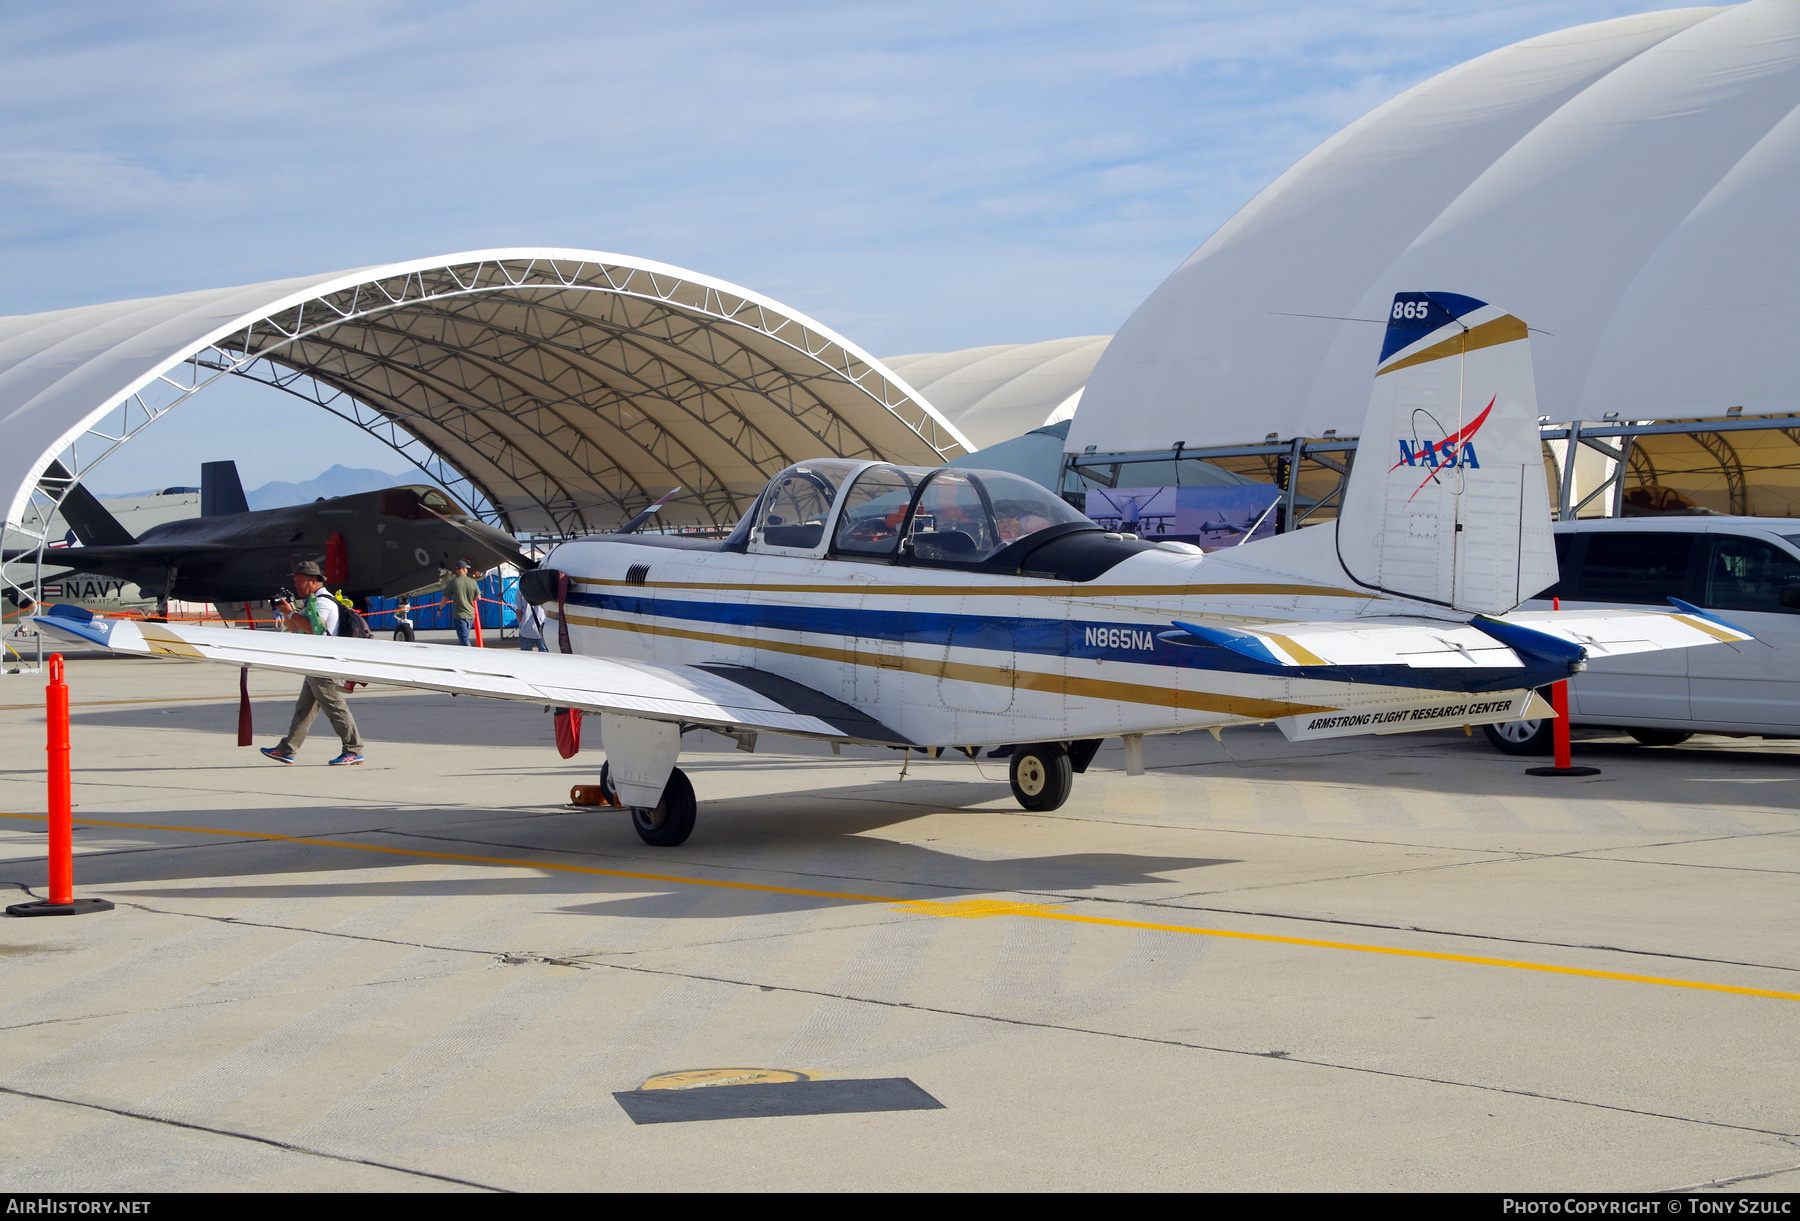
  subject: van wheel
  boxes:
[1627,729,1693,747]
[1482,719,1553,756]
[1009,743,1073,811]
[631,767,696,847]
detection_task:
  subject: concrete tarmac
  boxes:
[0,651,1796,1192]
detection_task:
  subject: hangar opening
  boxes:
[0,249,974,644]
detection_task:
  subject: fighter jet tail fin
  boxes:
[201,461,249,517]
[1333,292,1558,615]
[38,460,135,547]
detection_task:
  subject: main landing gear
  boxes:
[593,761,698,847]
[1008,742,1074,811]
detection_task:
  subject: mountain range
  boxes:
[101,465,439,510]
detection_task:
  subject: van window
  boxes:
[1575,533,1694,605]
[1701,536,1800,614]
[1540,533,1580,599]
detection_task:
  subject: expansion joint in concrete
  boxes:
[0,1083,506,1192]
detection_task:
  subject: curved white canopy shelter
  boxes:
[883,336,1108,449]
[1072,1,1800,455]
[0,249,972,539]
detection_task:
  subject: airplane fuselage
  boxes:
[543,522,1518,749]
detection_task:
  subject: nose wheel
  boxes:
[1009,742,1073,811]
[629,766,697,846]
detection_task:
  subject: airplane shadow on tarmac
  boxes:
[70,689,556,750]
[62,781,1237,919]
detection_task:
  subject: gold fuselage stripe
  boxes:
[560,610,1331,721]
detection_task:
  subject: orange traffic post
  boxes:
[7,654,114,917]
[1526,597,1601,778]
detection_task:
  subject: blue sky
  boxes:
[0,1,1680,491]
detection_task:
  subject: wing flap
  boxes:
[29,612,899,742]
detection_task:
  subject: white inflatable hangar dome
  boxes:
[1070,1,1800,516]
[0,250,972,549]
[881,335,1110,449]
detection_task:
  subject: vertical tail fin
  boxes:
[201,461,249,517]
[1335,292,1557,614]
[38,460,135,547]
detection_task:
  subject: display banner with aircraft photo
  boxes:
[1082,485,1281,549]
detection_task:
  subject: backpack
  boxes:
[330,590,372,639]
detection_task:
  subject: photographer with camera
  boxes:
[259,560,365,766]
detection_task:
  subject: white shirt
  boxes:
[514,591,545,639]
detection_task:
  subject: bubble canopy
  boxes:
[740,460,1094,568]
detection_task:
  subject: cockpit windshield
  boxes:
[833,465,927,557]
[904,469,1089,565]
[748,460,863,551]
[732,460,1088,563]
[380,487,459,521]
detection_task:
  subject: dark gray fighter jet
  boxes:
[13,460,529,611]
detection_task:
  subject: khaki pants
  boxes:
[279,675,362,754]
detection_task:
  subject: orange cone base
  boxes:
[569,785,621,807]
[7,897,114,917]
[1524,765,1603,777]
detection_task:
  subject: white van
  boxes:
[1483,516,1800,754]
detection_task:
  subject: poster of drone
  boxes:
[1082,484,1282,549]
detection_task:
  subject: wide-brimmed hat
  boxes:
[292,561,325,579]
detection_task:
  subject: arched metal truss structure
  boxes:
[1,250,971,538]
[0,250,972,645]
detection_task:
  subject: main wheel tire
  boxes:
[1009,742,1074,811]
[630,767,697,847]
[1627,728,1693,747]
[1482,718,1554,756]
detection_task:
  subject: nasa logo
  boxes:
[1396,439,1480,469]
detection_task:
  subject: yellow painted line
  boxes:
[4,810,1797,1004]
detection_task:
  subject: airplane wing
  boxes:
[28,608,908,745]
[1166,606,1750,687]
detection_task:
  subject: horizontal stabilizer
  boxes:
[1158,607,1748,693]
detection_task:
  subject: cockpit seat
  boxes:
[762,523,825,548]
[910,529,977,561]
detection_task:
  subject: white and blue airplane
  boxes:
[32,293,1750,846]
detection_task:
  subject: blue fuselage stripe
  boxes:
[568,590,1166,664]
[565,590,1533,694]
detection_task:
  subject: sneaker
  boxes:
[260,747,295,765]
[328,751,364,766]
